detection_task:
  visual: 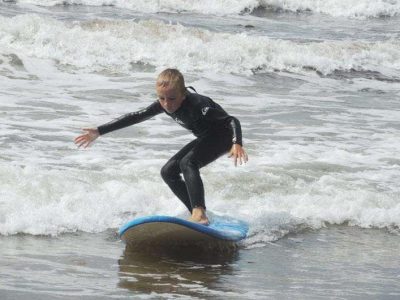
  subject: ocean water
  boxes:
[0,0,400,299]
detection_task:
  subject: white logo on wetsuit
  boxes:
[202,107,210,116]
[174,117,184,125]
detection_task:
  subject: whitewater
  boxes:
[0,0,399,299]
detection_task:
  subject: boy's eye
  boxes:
[159,97,175,101]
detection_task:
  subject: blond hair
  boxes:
[156,69,186,95]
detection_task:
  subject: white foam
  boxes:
[0,15,399,77]
[1,155,399,238]
[14,0,400,18]
[0,162,184,236]
[16,0,260,15]
[261,0,400,19]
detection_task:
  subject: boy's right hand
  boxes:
[74,128,100,148]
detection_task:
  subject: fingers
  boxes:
[231,152,241,167]
[82,141,91,148]
[74,135,85,144]
[76,138,89,148]
[238,148,248,164]
[74,133,92,148]
[230,149,248,167]
[237,153,243,166]
[77,141,87,148]
[243,151,249,163]
[74,128,99,149]
[74,135,87,144]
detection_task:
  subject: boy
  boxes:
[75,69,248,225]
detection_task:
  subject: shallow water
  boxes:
[1,0,399,298]
[1,227,399,299]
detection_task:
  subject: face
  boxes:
[157,86,185,113]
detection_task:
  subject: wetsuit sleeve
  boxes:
[97,101,163,135]
[200,106,243,146]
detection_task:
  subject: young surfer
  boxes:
[74,69,248,225]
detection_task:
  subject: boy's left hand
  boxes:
[228,144,248,166]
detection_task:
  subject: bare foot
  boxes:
[189,207,209,225]
[189,216,209,225]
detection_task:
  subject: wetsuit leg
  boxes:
[160,139,199,212]
[179,133,232,210]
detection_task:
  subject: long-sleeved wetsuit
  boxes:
[97,90,243,212]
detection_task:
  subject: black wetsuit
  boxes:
[97,89,243,212]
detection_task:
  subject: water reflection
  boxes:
[118,244,240,298]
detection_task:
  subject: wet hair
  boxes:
[156,68,186,95]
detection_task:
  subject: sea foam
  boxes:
[0,15,399,77]
[260,0,400,19]
[1,159,399,238]
[15,0,259,15]
[14,0,400,18]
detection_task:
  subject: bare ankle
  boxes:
[189,207,209,225]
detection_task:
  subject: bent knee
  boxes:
[160,163,171,180]
[161,160,179,181]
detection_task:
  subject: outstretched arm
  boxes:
[74,101,164,148]
[97,101,163,135]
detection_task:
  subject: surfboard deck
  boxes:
[119,215,248,250]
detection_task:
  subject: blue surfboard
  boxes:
[119,215,248,249]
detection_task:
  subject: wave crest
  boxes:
[1,15,399,77]
[16,0,260,15]
[259,0,400,19]
[14,0,400,18]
